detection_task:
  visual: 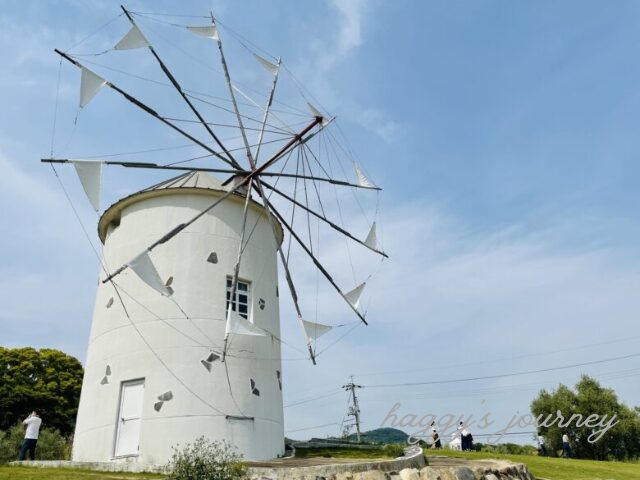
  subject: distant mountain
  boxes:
[348,427,409,444]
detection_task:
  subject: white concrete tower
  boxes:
[72,172,285,467]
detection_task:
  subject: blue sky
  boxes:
[1,0,639,445]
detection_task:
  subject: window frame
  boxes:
[226,276,252,320]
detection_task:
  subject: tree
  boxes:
[531,375,640,460]
[0,347,83,435]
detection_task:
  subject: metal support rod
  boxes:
[100,118,321,283]
[255,58,281,164]
[259,189,369,325]
[40,158,376,190]
[121,5,241,170]
[41,158,244,176]
[54,49,241,168]
[251,179,317,364]
[211,13,255,169]
[261,180,387,257]
[222,178,254,362]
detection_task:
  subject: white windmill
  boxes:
[43,6,386,467]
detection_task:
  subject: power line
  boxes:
[364,352,640,388]
[353,334,640,378]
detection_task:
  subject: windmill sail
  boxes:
[127,251,171,296]
[254,54,278,75]
[364,222,378,250]
[345,282,366,310]
[354,162,375,188]
[225,311,266,337]
[71,160,101,211]
[302,319,333,342]
[79,67,106,108]
[114,25,150,50]
[187,25,219,40]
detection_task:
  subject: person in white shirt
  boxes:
[18,411,42,461]
[537,433,547,456]
[562,432,572,458]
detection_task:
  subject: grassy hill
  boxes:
[347,427,409,444]
[432,449,640,480]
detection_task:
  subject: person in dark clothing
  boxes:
[562,433,572,458]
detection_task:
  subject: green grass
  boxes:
[0,466,164,480]
[431,449,640,480]
[294,444,405,460]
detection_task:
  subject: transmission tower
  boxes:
[342,376,363,442]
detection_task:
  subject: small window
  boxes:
[226,277,251,319]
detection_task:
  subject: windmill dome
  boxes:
[98,171,283,244]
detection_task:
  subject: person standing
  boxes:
[537,433,547,456]
[18,411,42,461]
[457,421,465,450]
[562,432,572,458]
[431,425,442,449]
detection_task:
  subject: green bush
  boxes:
[0,424,72,463]
[475,442,538,456]
[382,443,406,458]
[166,436,247,480]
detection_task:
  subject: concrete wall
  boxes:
[72,189,285,466]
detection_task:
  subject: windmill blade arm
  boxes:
[258,171,381,190]
[121,6,241,170]
[53,49,233,169]
[41,158,245,176]
[259,191,368,326]
[260,180,387,257]
[210,14,255,169]
[251,179,318,364]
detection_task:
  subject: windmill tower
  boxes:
[44,6,387,469]
[72,171,285,465]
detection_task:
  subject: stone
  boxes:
[399,468,420,480]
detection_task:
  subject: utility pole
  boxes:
[342,376,363,442]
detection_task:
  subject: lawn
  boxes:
[431,449,640,480]
[0,466,163,480]
[294,444,405,459]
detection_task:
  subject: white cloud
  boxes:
[355,107,401,142]
[279,201,640,437]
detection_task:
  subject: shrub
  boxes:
[0,424,72,463]
[382,443,406,458]
[166,436,247,480]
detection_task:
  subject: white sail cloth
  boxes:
[365,222,378,250]
[225,311,265,337]
[187,25,219,40]
[345,282,366,310]
[114,25,150,50]
[71,160,102,211]
[302,319,333,342]
[354,163,375,188]
[254,54,278,75]
[79,67,106,108]
[127,251,172,296]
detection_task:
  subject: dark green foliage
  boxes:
[475,442,538,455]
[294,445,405,459]
[0,424,72,463]
[165,436,246,480]
[531,375,640,460]
[350,428,409,444]
[0,347,84,435]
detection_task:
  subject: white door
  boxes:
[114,379,145,457]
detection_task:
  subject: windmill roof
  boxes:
[97,171,282,244]
[140,170,229,192]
